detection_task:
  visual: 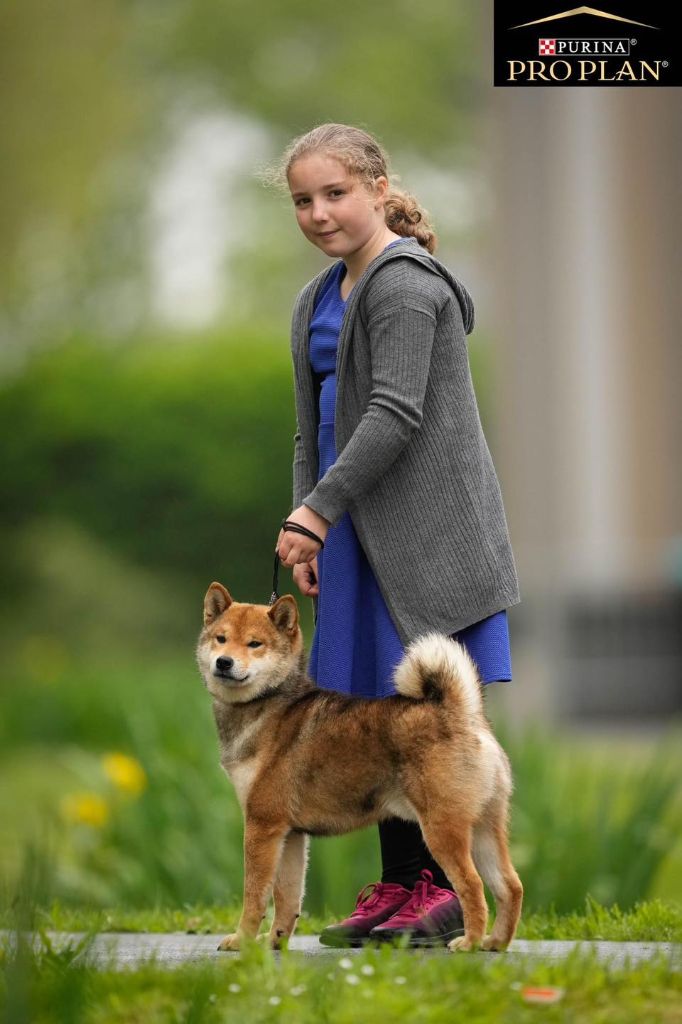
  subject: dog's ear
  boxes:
[268,594,299,635]
[204,582,232,625]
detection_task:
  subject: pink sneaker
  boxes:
[368,869,465,946]
[319,881,412,947]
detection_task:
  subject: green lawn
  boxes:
[15,895,682,944]
[2,918,680,1024]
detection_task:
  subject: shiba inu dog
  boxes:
[196,582,523,953]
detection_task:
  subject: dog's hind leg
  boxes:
[417,814,488,952]
[472,810,523,951]
[218,820,288,952]
[268,831,309,948]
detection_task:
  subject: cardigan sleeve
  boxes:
[289,278,319,513]
[301,283,439,527]
[292,426,315,511]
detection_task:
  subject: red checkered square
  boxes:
[538,38,556,55]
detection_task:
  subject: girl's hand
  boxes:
[276,505,329,567]
[293,557,319,597]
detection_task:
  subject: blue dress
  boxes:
[307,244,512,696]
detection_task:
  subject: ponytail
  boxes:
[383,186,437,253]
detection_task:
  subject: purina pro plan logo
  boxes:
[494,3,678,86]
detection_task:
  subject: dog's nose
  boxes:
[216,656,234,672]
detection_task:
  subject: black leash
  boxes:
[270,517,325,605]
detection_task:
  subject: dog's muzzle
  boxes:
[214,656,250,684]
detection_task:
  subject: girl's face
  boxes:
[288,153,387,256]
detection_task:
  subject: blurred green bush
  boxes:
[0,329,309,663]
[0,328,297,572]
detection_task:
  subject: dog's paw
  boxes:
[448,935,481,953]
[217,933,241,952]
[265,930,290,950]
[480,934,509,952]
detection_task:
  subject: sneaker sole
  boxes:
[368,926,466,947]
[318,932,373,948]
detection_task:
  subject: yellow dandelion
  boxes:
[61,792,110,828]
[102,752,147,797]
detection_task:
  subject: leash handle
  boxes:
[269,518,325,605]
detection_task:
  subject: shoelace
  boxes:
[349,882,397,918]
[399,869,452,915]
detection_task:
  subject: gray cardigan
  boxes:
[289,236,520,644]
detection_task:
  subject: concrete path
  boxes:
[6,932,681,971]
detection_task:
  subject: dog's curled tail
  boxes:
[393,633,482,718]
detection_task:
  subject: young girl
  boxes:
[270,123,520,946]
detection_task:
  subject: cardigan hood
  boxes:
[297,236,475,340]
[392,239,476,336]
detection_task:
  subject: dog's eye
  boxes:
[247,640,263,648]
[215,635,226,643]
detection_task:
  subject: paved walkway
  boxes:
[6,932,681,971]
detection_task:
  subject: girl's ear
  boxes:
[372,174,390,207]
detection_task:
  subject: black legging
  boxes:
[378,817,453,892]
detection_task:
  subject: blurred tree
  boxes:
[0,0,484,354]
[0,0,155,353]
[162,0,482,146]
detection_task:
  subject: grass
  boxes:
[1,655,681,1024]
[1,926,680,1024]
[8,894,682,944]
[1,815,680,1023]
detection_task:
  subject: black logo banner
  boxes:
[494,2,678,86]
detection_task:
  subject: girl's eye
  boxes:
[247,640,263,648]
[216,635,226,643]
[294,191,344,206]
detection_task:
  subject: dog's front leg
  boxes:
[218,820,288,952]
[268,830,309,948]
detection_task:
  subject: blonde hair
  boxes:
[259,123,437,254]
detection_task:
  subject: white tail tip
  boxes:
[393,632,482,717]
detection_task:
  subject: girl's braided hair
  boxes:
[259,123,437,254]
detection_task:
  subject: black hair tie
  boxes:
[279,518,325,548]
[270,517,325,605]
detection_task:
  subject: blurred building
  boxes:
[485,88,681,725]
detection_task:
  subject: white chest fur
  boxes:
[222,759,259,810]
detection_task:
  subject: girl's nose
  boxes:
[310,202,328,223]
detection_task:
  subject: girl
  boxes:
[270,123,520,946]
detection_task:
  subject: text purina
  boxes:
[507,59,663,81]
[551,39,630,55]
